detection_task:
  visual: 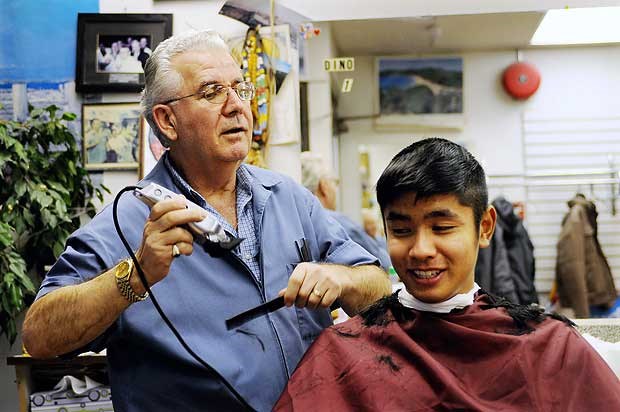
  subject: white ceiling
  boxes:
[274,0,620,55]
[279,0,620,22]
[329,12,546,55]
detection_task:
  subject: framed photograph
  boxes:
[374,57,464,130]
[82,103,142,170]
[76,13,172,93]
[139,116,167,179]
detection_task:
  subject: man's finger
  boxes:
[318,288,338,309]
[306,285,325,309]
[283,267,307,307]
[150,206,207,233]
[148,195,187,220]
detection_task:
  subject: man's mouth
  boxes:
[222,127,246,135]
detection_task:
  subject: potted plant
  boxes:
[0,104,106,345]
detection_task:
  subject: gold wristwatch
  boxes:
[115,258,148,303]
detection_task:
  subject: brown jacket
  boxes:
[555,195,617,317]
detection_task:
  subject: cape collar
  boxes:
[398,283,481,313]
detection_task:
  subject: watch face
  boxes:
[116,260,131,279]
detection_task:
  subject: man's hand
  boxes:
[280,263,390,315]
[280,262,353,310]
[132,195,207,291]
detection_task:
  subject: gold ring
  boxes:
[172,244,181,258]
[313,288,322,297]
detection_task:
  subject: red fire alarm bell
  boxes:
[502,62,541,100]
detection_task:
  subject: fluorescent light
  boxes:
[531,7,620,45]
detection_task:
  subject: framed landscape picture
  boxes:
[76,13,172,93]
[82,102,142,170]
[374,57,464,130]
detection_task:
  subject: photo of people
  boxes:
[82,103,142,170]
[96,34,152,73]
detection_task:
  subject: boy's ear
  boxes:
[152,104,178,143]
[478,205,497,248]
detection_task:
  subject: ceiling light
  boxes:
[531,7,620,45]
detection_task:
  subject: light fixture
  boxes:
[531,7,620,45]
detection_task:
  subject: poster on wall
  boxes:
[82,102,141,170]
[76,14,172,93]
[374,57,464,130]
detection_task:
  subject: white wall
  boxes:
[303,22,338,172]
[334,45,620,223]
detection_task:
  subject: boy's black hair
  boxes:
[376,138,488,227]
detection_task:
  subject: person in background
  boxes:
[300,151,391,271]
[136,38,152,69]
[361,207,388,250]
[22,30,390,412]
[275,138,620,411]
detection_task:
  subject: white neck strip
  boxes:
[398,283,481,313]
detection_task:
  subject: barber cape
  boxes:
[275,291,620,411]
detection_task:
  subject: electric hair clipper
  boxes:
[134,183,243,257]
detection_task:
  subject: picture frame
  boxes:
[82,102,142,170]
[139,116,167,179]
[76,13,172,93]
[374,56,464,130]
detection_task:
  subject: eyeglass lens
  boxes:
[205,82,254,104]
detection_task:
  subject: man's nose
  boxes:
[408,231,436,260]
[221,86,246,116]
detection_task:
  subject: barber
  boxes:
[22,30,390,412]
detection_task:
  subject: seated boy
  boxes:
[275,138,620,411]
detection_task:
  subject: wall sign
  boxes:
[341,78,354,93]
[323,58,355,72]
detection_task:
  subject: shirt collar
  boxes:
[163,151,253,207]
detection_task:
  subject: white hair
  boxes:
[140,30,230,147]
[300,151,331,193]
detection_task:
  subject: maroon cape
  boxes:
[275,293,620,411]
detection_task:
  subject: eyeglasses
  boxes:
[161,81,255,105]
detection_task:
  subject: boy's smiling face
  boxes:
[384,193,496,303]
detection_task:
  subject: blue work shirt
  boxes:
[36,156,379,412]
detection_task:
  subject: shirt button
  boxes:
[244,254,252,260]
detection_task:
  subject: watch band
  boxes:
[115,258,149,303]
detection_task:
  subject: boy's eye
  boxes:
[390,227,411,236]
[433,225,455,232]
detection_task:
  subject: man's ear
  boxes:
[152,104,178,143]
[478,205,497,248]
[316,177,329,198]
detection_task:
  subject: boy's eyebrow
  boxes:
[385,211,411,221]
[424,209,460,219]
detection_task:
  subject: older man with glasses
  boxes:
[22,30,390,412]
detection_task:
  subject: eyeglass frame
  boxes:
[160,81,256,105]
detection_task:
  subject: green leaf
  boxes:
[52,241,64,258]
[67,160,76,175]
[15,181,27,197]
[42,209,58,226]
[22,209,34,226]
[61,112,77,121]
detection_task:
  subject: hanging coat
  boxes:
[555,195,617,318]
[475,197,538,304]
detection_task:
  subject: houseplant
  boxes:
[0,104,106,344]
